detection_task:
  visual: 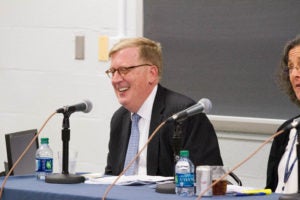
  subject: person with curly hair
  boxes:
[266,35,300,193]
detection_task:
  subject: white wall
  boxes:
[0,0,285,189]
[0,0,142,173]
[217,131,271,188]
[212,116,284,188]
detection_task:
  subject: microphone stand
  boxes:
[45,112,85,184]
[156,120,183,194]
[279,128,300,200]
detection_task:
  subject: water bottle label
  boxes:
[175,173,194,187]
[36,157,53,173]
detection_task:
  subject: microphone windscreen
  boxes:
[199,98,212,114]
[83,99,93,113]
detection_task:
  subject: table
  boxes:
[0,175,281,200]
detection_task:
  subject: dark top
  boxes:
[266,114,300,191]
[105,84,223,176]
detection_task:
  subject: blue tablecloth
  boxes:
[0,175,281,200]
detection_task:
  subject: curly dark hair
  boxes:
[277,35,300,107]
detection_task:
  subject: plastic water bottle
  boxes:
[175,150,195,196]
[35,137,53,180]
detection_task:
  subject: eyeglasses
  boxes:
[286,65,300,74]
[105,64,152,78]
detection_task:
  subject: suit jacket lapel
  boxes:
[147,84,166,175]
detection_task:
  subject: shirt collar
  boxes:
[133,85,158,120]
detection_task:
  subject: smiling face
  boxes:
[110,46,159,113]
[288,45,300,100]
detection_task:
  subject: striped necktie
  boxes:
[124,113,141,175]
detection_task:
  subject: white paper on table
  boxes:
[226,185,255,194]
[82,172,104,180]
[84,175,174,186]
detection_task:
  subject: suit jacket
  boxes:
[105,84,223,176]
[266,114,300,191]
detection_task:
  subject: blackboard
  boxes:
[144,0,300,119]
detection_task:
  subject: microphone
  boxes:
[103,98,211,199]
[167,98,212,122]
[56,100,93,114]
[282,116,300,131]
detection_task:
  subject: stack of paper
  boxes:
[84,175,173,186]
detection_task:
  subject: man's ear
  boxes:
[148,65,159,84]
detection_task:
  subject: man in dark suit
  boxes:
[104,37,223,176]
